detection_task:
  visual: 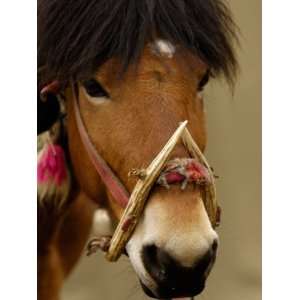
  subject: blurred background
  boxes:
[62,0,261,299]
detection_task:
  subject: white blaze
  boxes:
[151,39,176,58]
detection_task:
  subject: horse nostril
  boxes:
[212,238,218,252]
[194,246,216,276]
[142,244,170,282]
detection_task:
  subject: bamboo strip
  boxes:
[105,121,188,261]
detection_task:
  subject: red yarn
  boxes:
[163,172,186,184]
[157,158,211,189]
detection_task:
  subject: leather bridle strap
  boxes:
[72,83,130,208]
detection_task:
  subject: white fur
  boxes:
[92,209,114,236]
[151,39,176,58]
[37,179,70,208]
[126,195,218,293]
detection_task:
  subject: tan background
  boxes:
[62,0,261,299]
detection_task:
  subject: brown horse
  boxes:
[37,0,238,299]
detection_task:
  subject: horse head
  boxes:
[38,1,238,298]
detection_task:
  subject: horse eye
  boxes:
[198,71,210,91]
[82,79,109,98]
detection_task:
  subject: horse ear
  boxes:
[38,92,60,134]
[38,79,62,134]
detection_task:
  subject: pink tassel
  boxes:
[37,140,70,207]
[37,144,68,186]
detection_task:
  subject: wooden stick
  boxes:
[181,128,218,226]
[105,121,188,261]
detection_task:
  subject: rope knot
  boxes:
[128,168,147,179]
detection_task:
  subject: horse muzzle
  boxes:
[140,240,218,299]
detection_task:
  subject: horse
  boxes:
[37,0,239,299]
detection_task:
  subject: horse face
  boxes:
[67,40,218,298]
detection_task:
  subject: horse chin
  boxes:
[139,279,206,299]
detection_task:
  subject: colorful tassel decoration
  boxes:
[37,128,70,208]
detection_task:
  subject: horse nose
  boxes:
[141,240,218,297]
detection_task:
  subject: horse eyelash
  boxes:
[82,79,110,98]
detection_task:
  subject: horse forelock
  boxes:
[38,0,239,86]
